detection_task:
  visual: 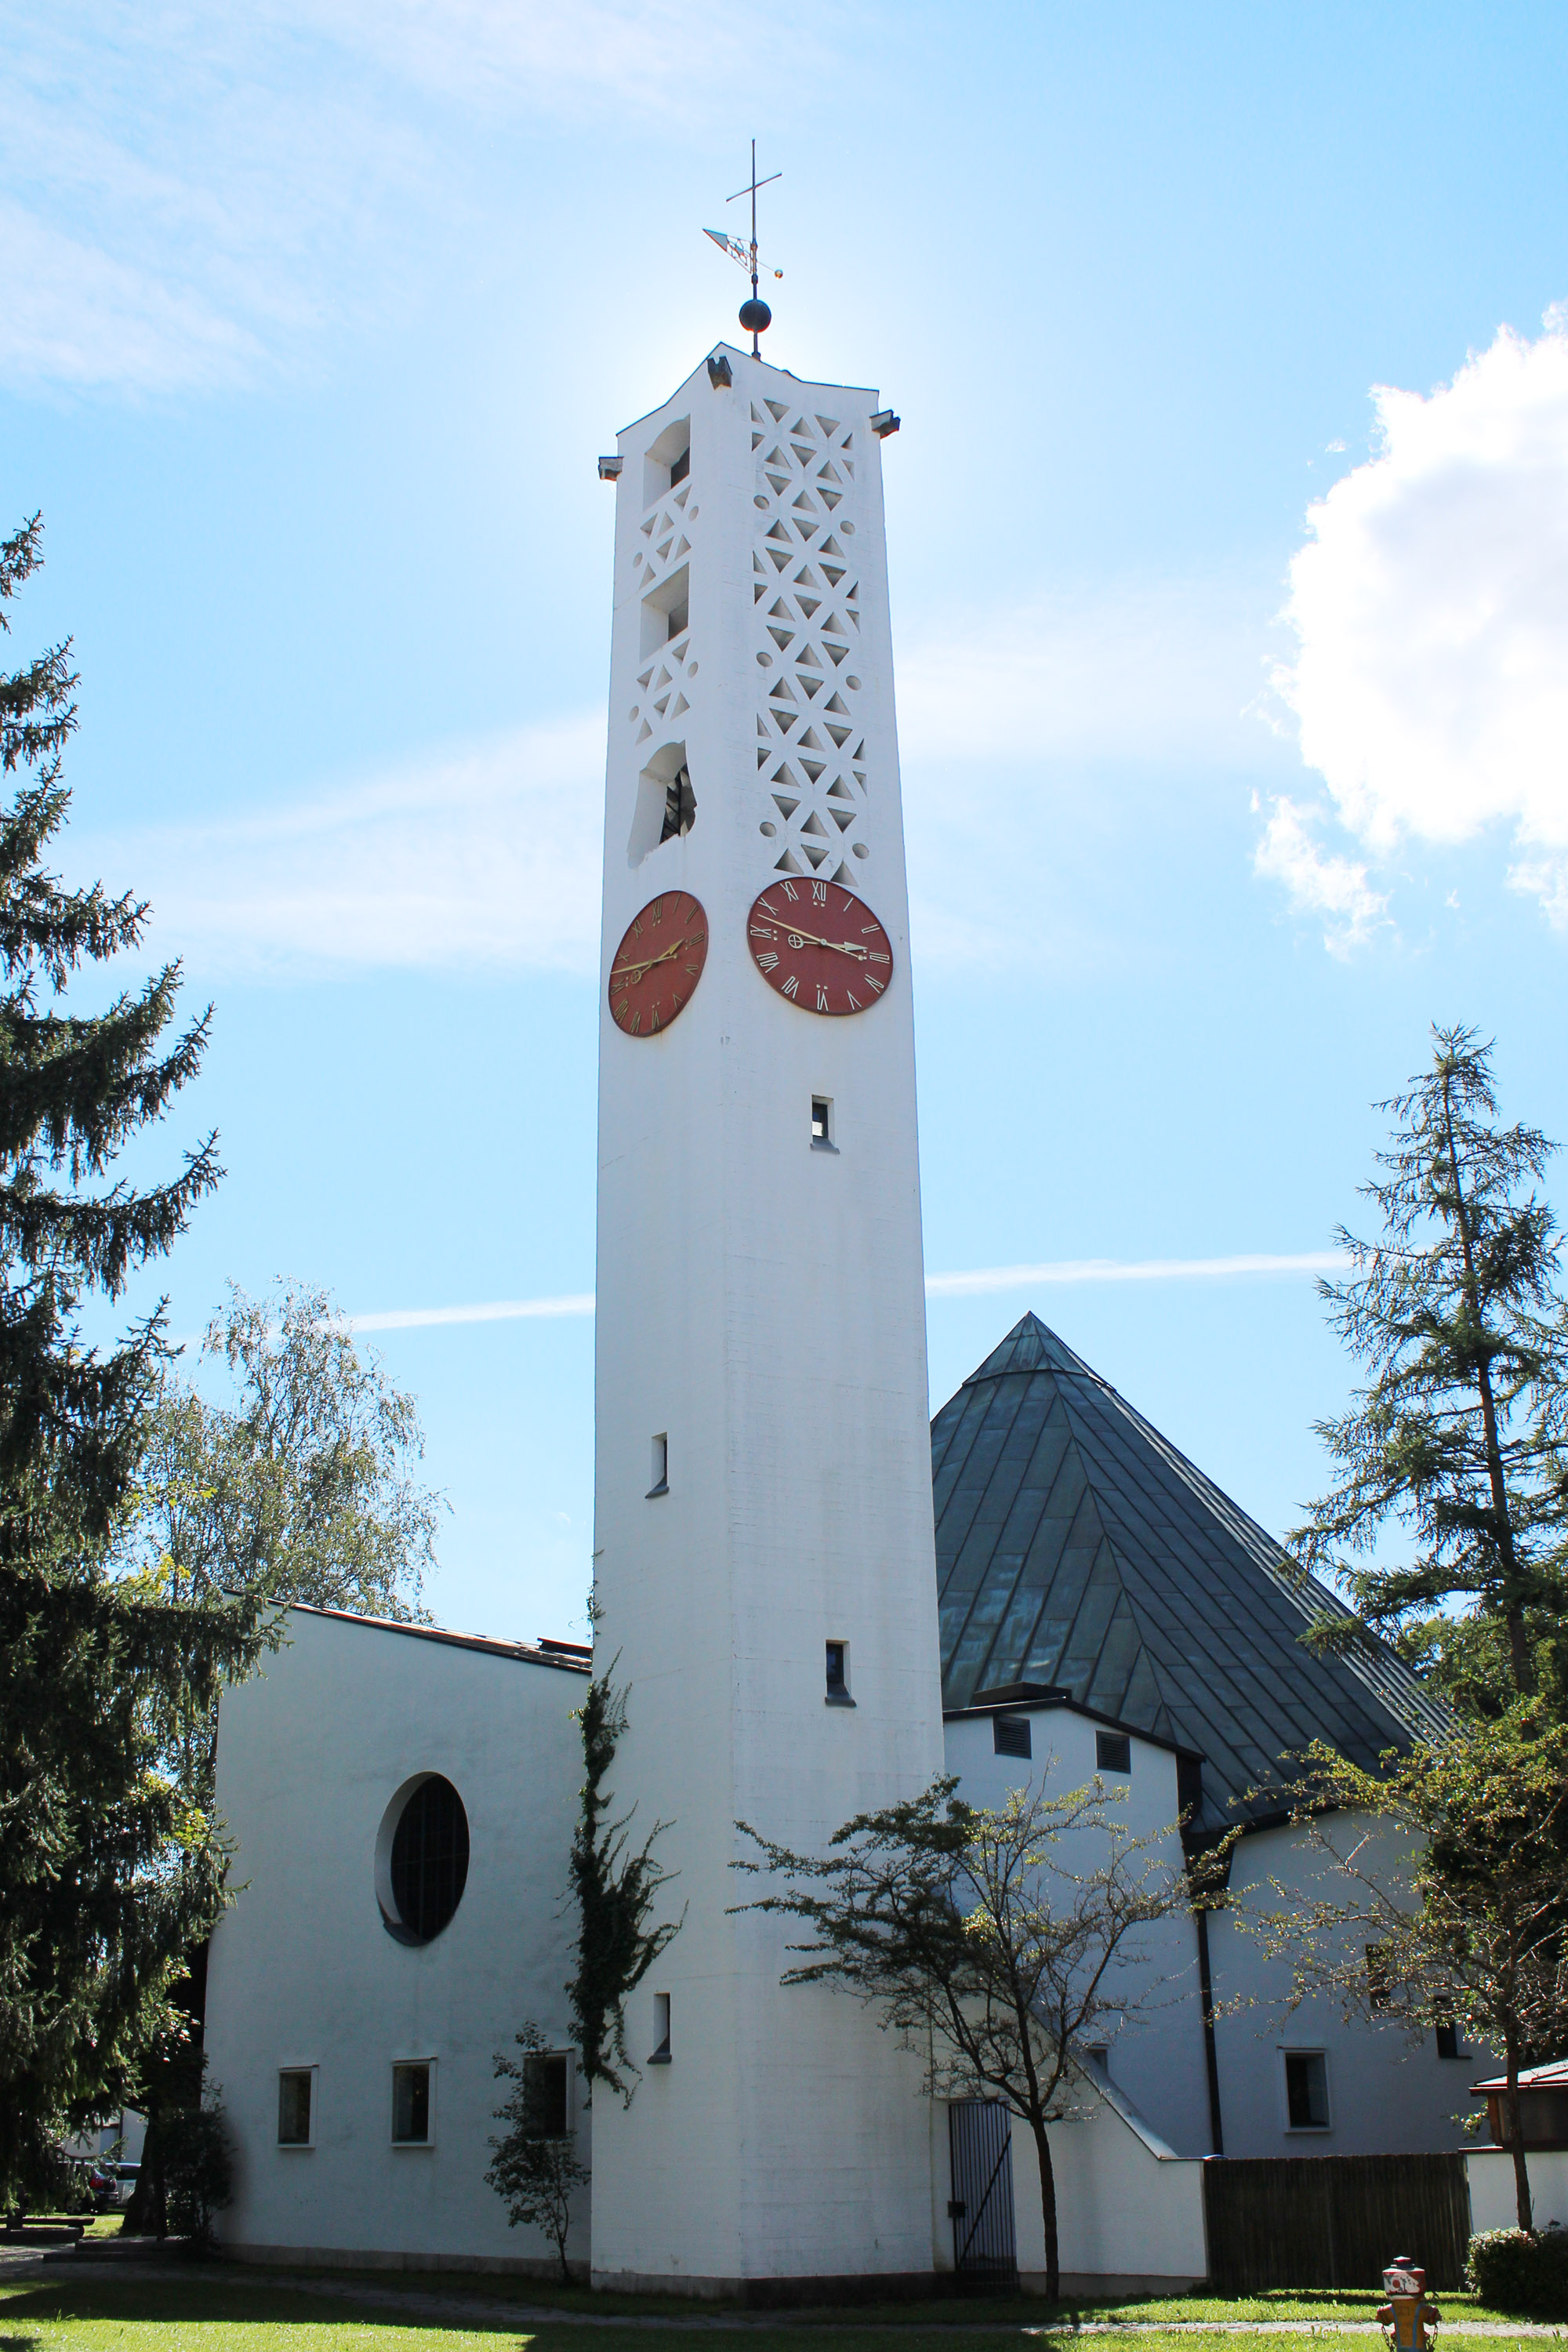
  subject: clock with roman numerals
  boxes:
[746,877,893,1015]
[608,891,709,1036]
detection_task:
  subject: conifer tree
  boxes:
[0,517,263,2213]
[1294,1025,1568,1707]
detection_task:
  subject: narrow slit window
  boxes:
[524,2051,571,2135]
[651,1992,672,2063]
[391,2061,432,2144]
[811,1096,833,1145]
[1096,1730,1131,1774]
[278,2069,313,2146]
[825,1640,853,1703]
[993,1714,1031,1759]
[648,1434,668,1496]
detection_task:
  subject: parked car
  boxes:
[84,2162,120,2212]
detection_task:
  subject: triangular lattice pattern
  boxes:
[628,470,697,748]
[750,400,869,883]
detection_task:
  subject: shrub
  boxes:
[158,2104,234,2243]
[1467,2226,1568,2315]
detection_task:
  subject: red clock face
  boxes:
[608,891,709,1036]
[746,877,894,1015]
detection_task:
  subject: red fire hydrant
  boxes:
[1377,2255,1440,2352]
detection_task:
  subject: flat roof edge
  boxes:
[283,1600,591,1673]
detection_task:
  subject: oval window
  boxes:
[382,1775,470,1944]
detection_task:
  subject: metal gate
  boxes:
[948,2100,1018,2284]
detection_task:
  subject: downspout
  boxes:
[1195,1905,1224,2156]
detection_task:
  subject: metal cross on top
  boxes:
[702,140,783,356]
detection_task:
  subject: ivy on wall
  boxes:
[566,1665,684,2103]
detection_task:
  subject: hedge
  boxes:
[1466,2227,1568,2316]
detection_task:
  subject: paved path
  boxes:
[5,2254,1566,2339]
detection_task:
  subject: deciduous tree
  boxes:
[736,1773,1208,2302]
[1241,1719,1568,2234]
[486,2021,588,2281]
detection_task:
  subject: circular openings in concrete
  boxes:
[376,1773,470,1946]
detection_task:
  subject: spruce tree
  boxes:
[0,517,263,2213]
[1294,1025,1568,1707]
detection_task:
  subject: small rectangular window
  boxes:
[392,2061,432,2144]
[1096,1730,1131,1774]
[1283,2049,1330,2129]
[651,1991,672,2063]
[811,1096,833,1145]
[648,1434,668,1497]
[524,2051,571,2135]
[993,1715,1031,1759]
[825,1640,854,1703]
[278,2069,313,2146]
[669,445,690,485]
[1436,2021,1462,2060]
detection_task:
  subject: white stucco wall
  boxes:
[1011,2097,1207,2292]
[204,1607,589,2273]
[944,1705,1214,2161]
[590,349,946,2290]
[1468,2148,1568,2234]
[1207,1813,1496,2158]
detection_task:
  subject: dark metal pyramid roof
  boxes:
[933,1312,1448,1832]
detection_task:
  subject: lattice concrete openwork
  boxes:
[749,398,869,884]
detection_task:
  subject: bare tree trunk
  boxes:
[1504,2034,1534,2234]
[1031,2114,1060,2303]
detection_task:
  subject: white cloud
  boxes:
[1269,313,1568,933]
[0,0,837,394]
[78,716,604,978]
[1251,793,1388,956]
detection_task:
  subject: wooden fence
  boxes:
[1203,2154,1472,2292]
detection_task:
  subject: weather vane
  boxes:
[703,140,783,358]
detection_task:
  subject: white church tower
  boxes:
[590,332,946,2294]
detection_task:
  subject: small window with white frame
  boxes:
[391,2059,435,2146]
[1282,2048,1330,2131]
[277,2067,315,2147]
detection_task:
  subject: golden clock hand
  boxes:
[612,935,699,981]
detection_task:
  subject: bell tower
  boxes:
[590,339,946,2293]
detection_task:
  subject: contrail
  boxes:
[924,1250,1348,1296]
[339,1252,1345,1333]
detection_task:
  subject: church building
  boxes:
[201,337,1472,2298]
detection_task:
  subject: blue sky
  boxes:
[5,1,1567,1644]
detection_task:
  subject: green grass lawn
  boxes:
[0,2268,1559,2350]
